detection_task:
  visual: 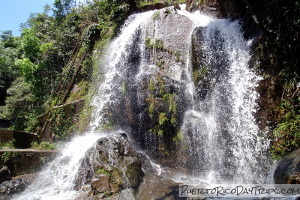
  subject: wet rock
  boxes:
[138,2,169,12]
[75,133,145,198]
[125,160,143,189]
[126,8,194,162]
[137,173,180,200]
[91,174,111,194]
[274,148,300,184]
[0,173,36,200]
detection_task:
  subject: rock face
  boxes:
[74,133,148,199]
[126,8,195,163]
[274,148,300,184]
[0,174,36,200]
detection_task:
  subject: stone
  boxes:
[91,174,111,194]
[75,133,146,198]
[0,174,36,199]
[125,160,143,189]
[137,173,181,200]
[274,148,300,184]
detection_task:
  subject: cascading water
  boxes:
[12,5,272,200]
[12,133,107,200]
[178,15,270,184]
[90,11,154,131]
[12,11,155,200]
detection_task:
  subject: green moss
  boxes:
[98,121,114,132]
[31,141,56,150]
[120,81,128,94]
[172,130,183,144]
[147,97,155,118]
[145,38,164,50]
[159,112,168,125]
[157,76,165,95]
[164,94,177,114]
[149,79,156,92]
[152,11,160,21]
[50,107,74,141]
[96,168,111,176]
[193,65,208,83]
[175,51,181,62]
[156,60,165,69]
[171,115,177,125]
[158,129,164,136]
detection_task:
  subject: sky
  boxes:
[0,0,85,36]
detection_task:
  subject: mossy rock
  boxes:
[125,160,143,189]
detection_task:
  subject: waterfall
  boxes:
[179,18,270,184]
[12,11,154,200]
[13,133,107,200]
[12,5,271,200]
[90,11,154,131]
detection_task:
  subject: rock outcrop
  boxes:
[74,132,151,199]
[128,8,195,163]
[274,148,300,184]
[0,174,36,200]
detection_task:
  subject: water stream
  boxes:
[13,133,107,200]
[13,5,272,199]
[178,18,270,184]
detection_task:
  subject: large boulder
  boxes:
[274,148,300,184]
[74,133,150,199]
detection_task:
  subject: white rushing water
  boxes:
[13,5,271,200]
[178,14,270,184]
[90,11,154,130]
[13,133,106,200]
[13,11,155,200]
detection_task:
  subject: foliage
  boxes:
[96,168,111,176]
[0,140,15,149]
[50,107,74,141]
[21,29,41,62]
[271,99,300,158]
[193,65,208,83]
[250,0,300,77]
[31,141,56,150]
[152,11,160,21]
[0,39,20,105]
[147,76,179,139]
[0,151,13,163]
[54,0,76,19]
[138,0,185,7]
[0,77,39,131]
